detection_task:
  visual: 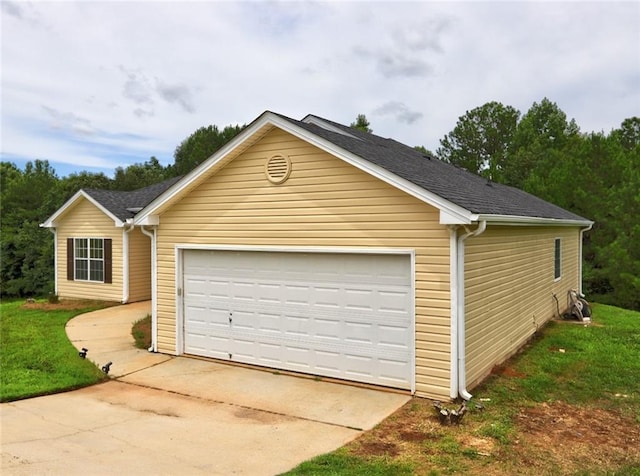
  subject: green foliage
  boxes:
[1,160,59,298]
[173,124,245,176]
[57,171,113,202]
[438,98,639,310]
[414,145,435,157]
[350,113,373,133]
[112,156,171,190]
[437,101,520,182]
[0,300,109,402]
[131,314,152,349]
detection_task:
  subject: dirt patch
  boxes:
[22,299,119,311]
[491,365,526,378]
[513,401,640,473]
[356,440,400,457]
[345,398,640,474]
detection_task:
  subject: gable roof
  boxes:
[135,111,592,227]
[41,176,182,228]
[296,114,590,223]
[84,176,183,222]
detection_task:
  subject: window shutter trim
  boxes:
[67,238,74,281]
[104,238,112,284]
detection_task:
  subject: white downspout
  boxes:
[141,225,157,352]
[456,220,487,401]
[449,226,459,399]
[48,228,58,296]
[122,220,134,304]
[579,223,593,295]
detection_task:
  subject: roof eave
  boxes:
[474,214,594,227]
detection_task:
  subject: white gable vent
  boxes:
[265,154,292,184]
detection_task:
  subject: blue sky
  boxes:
[2,1,638,178]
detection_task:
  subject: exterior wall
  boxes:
[55,198,123,302]
[155,128,452,398]
[464,226,581,388]
[127,226,151,302]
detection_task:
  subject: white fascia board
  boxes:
[137,214,160,226]
[40,190,124,228]
[133,112,277,225]
[440,209,473,225]
[475,214,594,227]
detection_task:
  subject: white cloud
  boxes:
[1,1,638,176]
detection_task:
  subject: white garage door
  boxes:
[182,250,413,389]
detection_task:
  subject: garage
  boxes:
[181,249,414,390]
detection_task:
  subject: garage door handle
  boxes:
[229,312,232,324]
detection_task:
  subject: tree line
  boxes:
[1,102,637,310]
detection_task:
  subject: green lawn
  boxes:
[0,300,112,402]
[477,303,640,418]
[2,299,638,474]
[284,303,640,475]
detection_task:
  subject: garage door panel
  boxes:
[183,250,412,389]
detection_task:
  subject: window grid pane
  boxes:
[89,260,104,282]
[74,238,104,282]
[75,260,88,280]
[90,238,103,259]
[75,238,88,258]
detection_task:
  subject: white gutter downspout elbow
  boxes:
[122,220,134,304]
[456,220,487,401]
[140,225,158,353]
[579,223,594,295]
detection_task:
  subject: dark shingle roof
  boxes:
[85,176,182,222]
[288,115,589,222]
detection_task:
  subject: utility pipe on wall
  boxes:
[140,225,157,352]
[455,220,487,401]
[579,223,594,295]
[122,220,134,304]
[48,228,58,296]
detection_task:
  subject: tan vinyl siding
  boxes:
[127,226,151,302]
[55,198,123,302]
[155,128,452,399]
[464,226,581,388]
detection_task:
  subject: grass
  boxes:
[476,303,640,418]
[0,299,114,402]
[284,449,414,476]
[282,303,640,475]
[131,314,152,349]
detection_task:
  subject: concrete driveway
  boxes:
[1,302,410,475]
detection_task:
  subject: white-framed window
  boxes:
[67,237,112,283]
[554,238,562,281]
[75,238,104,282]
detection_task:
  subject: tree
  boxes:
[414,145,435,157]
[112,156,169,191]
[173,124,245,176]
[0,160,59,297]
[57,171,113,202]
[350,114,372,133]
[505,98,580,188]
[436,101,520,181]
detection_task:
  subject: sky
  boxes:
[1,1,639,178]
